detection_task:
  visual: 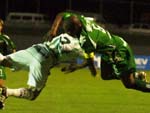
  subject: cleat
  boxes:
[138,71,147,82]
[0,87,7,110]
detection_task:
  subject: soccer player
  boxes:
[0,19,16,93]
[0,19,16,109]
[0,33,85,109]
[48,11,150,92]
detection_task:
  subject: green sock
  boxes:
[135,78,150,92]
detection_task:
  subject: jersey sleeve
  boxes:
[46,33,84,57]
[3,34,16,50]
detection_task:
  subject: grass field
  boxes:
[1,67,150,113]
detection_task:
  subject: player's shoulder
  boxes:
[1,34,10,40]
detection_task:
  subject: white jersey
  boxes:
[45,33,84,58]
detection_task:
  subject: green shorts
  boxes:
[101,46,136,79]
[0,66,6,80]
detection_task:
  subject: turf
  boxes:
[1,67,150,113]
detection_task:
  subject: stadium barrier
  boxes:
[77,54,150,70]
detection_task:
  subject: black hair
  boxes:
[62,15,82,38]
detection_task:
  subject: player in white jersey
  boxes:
[0,33,85,109]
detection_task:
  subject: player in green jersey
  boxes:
[48,11,150,92]
[0,19,16,91]
[0,19,16,83]
[0,19,16,109]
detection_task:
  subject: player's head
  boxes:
[62,15,82,38]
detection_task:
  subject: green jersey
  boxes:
[62,12,136,78]
[62,12,129,53]
[0,34,16,55]
[0,33,16,79]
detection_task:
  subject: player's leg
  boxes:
[0,86,43,106]
[3,68,45,101]
[6,87,43,100]
[0,51,31,109]
[120,71,150,92]
[100,56,119,80]
[0,54,15,109]
[6,55,51,100]
[116,48,150,92]
[0,49,42,109]
[0,47,53,107]
[2,60,45,101]
[0,66,7,109]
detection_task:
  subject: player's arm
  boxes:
[61,52,97,76]
[49,33,97,76]
[43,12,64,41]
[85,52,97,76]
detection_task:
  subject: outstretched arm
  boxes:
[43,12,64,41]
[61,52,97,77]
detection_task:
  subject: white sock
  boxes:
[7,88,22,97]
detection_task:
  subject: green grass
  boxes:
[1,68,150,113]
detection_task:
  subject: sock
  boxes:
[134,79,150,92]
[7,88,22,97]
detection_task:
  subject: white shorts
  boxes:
[8,46,54,90]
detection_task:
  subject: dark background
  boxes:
[0,0,150,24]
[0,0,150,55]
